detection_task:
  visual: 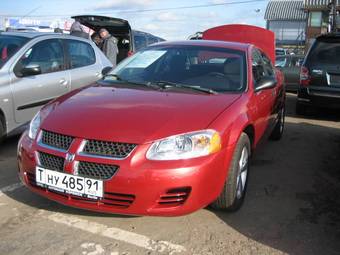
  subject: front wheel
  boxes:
[270,106,285,141]
[211,133,251,212]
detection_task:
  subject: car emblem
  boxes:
[65,153,75,162]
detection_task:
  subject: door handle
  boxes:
[59,78,68,86]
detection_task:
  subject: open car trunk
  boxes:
[72,15,131,63]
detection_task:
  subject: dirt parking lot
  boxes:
[0,93,339,255]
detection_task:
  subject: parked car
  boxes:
[0,32,112,141]
[18,25,285,216]
[297,33,340,114]
[73,15,165,63]
[275,55,304,92]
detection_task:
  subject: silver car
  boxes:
[0,32,112,140]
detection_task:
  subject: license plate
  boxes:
[35,167,103,199]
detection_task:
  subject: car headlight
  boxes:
[28,103,56,140]
[146,129,221,160]
[28,111,41,140]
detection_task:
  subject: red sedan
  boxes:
[18,26,285,216]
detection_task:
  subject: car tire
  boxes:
[0,115,5,143]
[211,133,250,212]
[270,106,285,141]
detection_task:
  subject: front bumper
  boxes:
[17,131,232,216]
[297,86,340,109]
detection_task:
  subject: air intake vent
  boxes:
[77,161,119,180]
[83,140,136,159]
[103,192,136,208]
[158,187,191,207]
[41,130,74,151]
[39,151,65,172]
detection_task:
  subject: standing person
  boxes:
[99,28,119,67]
[91,33,103,49]
[70,18,89,39]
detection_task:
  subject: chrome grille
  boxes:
[41,130,74,151]
[77,161,119,180]
[39,151,64,172]
[83,140,136,158]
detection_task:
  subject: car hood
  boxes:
[42,84,241,144]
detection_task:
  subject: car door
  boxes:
[64,39,104,89]
[10,38,70,124]
[251,49,276,139]
[261,52,280,128]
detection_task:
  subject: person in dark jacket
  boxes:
[70,19,89,39]
[99,28,119,67]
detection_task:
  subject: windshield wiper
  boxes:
[103,74,161,90]
[154,81,218,95]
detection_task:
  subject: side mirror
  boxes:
[102,66,113,76]
[21,64,41,77]
[254,76,277,92]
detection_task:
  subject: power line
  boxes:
[0,0,265,18]
[93,0,266,14]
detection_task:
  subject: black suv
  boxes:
[296,33,340,114]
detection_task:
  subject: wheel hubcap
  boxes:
[236,147,249,199]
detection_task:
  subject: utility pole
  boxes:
[328,0,337,33]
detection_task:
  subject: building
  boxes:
[303,0,340,46]
[265,0,307,51]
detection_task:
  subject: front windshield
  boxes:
[0,35,29,69]
[109,45,247,93]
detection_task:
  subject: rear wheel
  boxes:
[270,106,285,141]
[211,133,250,212]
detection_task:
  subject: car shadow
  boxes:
[5,183,138,218]
[212,120,340,255]
[285,93,340,121]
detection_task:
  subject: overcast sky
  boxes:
[0,0,268,40]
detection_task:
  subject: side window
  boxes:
[252,49,266,86]
[66,40,96,69]
[15,39,64,75]
[261,52,274,76]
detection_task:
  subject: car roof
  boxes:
[152,40,250,51]
[0,31,57,38]
[0,31,80,39]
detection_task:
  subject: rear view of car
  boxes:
[297,34,340,114]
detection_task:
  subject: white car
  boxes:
[0,32,112,140]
